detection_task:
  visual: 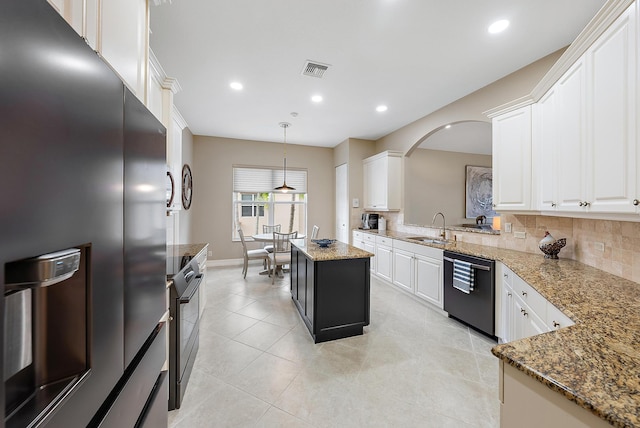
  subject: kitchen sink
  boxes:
[406,237,449,245]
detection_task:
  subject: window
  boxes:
[233,166,307,240]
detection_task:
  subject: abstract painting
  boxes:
[465,165,497,219]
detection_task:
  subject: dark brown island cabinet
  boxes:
[290,239,374,343]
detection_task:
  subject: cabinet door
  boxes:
[533,87,558,211]
[392,249,414,293]
[47,0,84,37]
[100,0,148,99]
[375,244,393,282]
[556,58,588,212]
[415,255,442,308]
[586,5,637,213]
[364,157,386,209]
[492,106,532,211]
[500,283,514,343]
[364,241,376,272]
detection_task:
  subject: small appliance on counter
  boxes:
[361,213,379,230]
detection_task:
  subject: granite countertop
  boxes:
[357,229,640,428]
[167,243,208,259]
[291,238,373,262]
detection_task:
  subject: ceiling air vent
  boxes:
[301,60,330,78]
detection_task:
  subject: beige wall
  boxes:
[191,135,334,261]
[375,48,566,156]
[404,149,492,227]
[178,127,194,244]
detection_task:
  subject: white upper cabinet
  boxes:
[47,0,149,103]
[100,0,149,101]
[555,58,588,212]
[533,87,559,211]
[363,151,402,211]
[586,4,637,213]
[492,106,532,211]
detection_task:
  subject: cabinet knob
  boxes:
[553,321,560,328]
[522,291,527,296]
[507,292,512,297]
[634,199,639,206]
[503,273,508,278]
[492,204,496,208]
[585,201,590,207]
[579,202,584,207]
[551,202,556,207]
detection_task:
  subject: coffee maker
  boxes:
[361,213,379,230]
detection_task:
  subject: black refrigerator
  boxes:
[0,1,168,427]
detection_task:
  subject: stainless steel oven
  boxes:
[167,258,201,410]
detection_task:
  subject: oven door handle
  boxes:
[179,274,202,304]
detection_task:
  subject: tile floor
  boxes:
[168,264,500,427]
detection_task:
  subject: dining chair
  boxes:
[269,231,297,284]
[238,229,271,278]
[311,225,320,240]
[262,224,281,253]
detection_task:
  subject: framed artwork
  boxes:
[465,165,496,219]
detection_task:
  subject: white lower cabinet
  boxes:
[391,239,443,309]
[392,249,414,293]
[414,254,442,307]
[352,231,365,250]
[497,263,574,343]
[375,236,393,282]
[363,233,376,273]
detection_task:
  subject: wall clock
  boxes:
[166,170,175,208]
[182,164,193,210]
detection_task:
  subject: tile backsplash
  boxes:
[380,211,640,284]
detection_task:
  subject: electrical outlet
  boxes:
[514,231,526,239]
[594,242,605,252]
[208,250,212,257]
[352,198,360,208]
[504,223,512,233]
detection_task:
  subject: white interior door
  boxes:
[335,163,349,243]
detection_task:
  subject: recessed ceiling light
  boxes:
[445,124,452,129]
[311,95,323,103]
[230,81,243,90]
[376,105,388,113]
[488,19,509,34]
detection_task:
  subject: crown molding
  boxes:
[485,0,634,118]
[149,49,182,94]
[172,105,188,130]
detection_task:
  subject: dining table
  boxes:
[251,232,305,276]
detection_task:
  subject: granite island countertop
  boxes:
[357,229,640,428]
[291,238,373,262]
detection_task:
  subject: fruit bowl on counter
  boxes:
[312,239,336,248]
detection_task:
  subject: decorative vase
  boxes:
[538,231,566,259]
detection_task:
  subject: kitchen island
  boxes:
[290,239,374,343]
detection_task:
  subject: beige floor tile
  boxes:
[233,320,291,350]
[227,352,301,402]
[171,266,500,427]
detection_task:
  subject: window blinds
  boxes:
[233,167,307,193]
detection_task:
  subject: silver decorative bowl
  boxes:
[312,239,336,248]
[539,238,566,259]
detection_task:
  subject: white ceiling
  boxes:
[149,0,607,148]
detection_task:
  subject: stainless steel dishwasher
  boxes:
[443,251,495,338]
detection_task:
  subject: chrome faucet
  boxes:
[432,212,446,240]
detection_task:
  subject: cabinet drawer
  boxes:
[363,233,376,243]
[512,275,546,318]
[352,231,363,241]
[375,236,393,247]
[501,265,514,288]
[546,303,574,330]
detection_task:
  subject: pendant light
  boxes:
[275,122,295,192]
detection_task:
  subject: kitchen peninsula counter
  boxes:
[290,239,373,343]
[357,229,640,427]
